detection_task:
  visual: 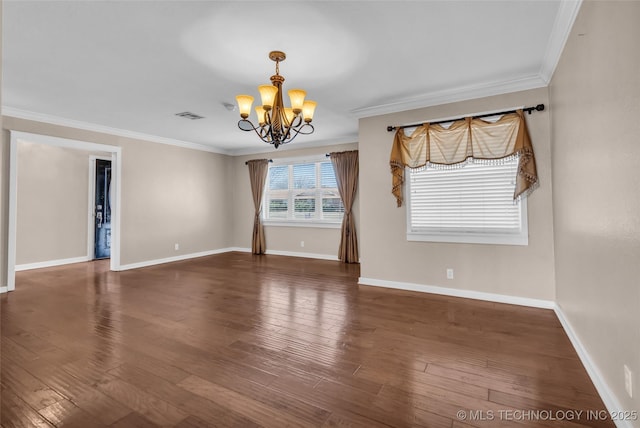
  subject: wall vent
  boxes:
[175,111,204,120]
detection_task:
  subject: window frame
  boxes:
[262,156,344,229]
[405,161,529,246]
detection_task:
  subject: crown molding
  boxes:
[2,106,357,157]
[351,74,547,119]
[538,0,583,84]
[1,106,230,155]
[352,0,582,119]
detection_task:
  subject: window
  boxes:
[406,156,528,245]
[264,158,344,226]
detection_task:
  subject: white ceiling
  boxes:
[2,1,580,155]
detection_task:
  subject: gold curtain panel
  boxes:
[389,110,538,207]
[247,159,269,254]
[329,150,359,263]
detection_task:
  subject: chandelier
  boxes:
[235,51,316,149]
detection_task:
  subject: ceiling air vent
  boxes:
[175,111,204,120]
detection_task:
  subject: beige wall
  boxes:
[16,142,109,264]
[550,0,640,412]
[3,116,234,267]
[231,142,359,258]
[0,0,7,288]
[0,132,7,288]
[358,87,556,301]
[119,137,233,265]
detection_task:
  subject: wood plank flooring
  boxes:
[1,252,613,427]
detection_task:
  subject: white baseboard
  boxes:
[8,247,338,276]
[554,304,632,428]
[358,277,555,309]
[230,247,339,261]
[116,248,237,271]
[15,256,91,272]
[0,286,8,294]
[228,247,251,253]
[266,249,339,261]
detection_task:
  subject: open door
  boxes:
[94,159,112,259]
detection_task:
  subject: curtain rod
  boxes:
[245,159,273,165]
[386,103,545,132]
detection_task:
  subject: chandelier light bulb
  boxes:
[258,85,278,110]
[235,95,254,119]
[302,100,317,123]
[255,106,266,126]
[284,107,295,125]
[288,89,306,114]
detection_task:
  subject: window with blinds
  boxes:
[264,159,344,226]
[406,156,528,245]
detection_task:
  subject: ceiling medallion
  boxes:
[235,51,316,149]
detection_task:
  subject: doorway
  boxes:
[5,131,122,293]
[93,159,112,259]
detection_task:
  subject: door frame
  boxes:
[6,131,122,292]
[88,155,113,260]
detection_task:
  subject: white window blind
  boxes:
[264,159,344,226]
[406,156,528,245]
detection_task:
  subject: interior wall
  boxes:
[3,116,234,267]
[119,136,233,265]
[0,0,7,288]
[358,87,556,301]
[231,142,359,259]
[0,132,6,288]
[15,142,109,265]
[550,0,640,412]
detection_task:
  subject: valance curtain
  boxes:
[330,150,359,263]
[247,159,269,254]
[390,109,538,207]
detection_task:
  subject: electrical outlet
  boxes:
[174,243,179,251]
[446,268,454,279]
[624,365,633,398]
[300,241,305,248]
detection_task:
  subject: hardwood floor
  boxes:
[1,252,612,427]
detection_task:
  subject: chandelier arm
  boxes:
[258,125,272,142]
[281,123,315,145]
[281,118,294,142]
[238,119,276,143]
[291,114,303,128]
[295,123,315,136]
[280,114,303,142]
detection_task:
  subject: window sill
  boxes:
[264,220,342,229]
[407,231,528,246]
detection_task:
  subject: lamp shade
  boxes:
[258,85,278,109]
[255,106,266,126]
[288,89,306,113]
[284,107,295,125]
[302,100,317,123]
[235,95,254,119]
